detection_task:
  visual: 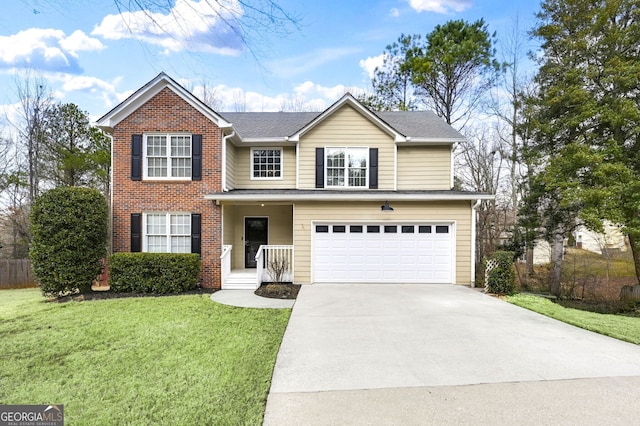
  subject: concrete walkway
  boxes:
[264,284,640,425]
[210,289,295,309]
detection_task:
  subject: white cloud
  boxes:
[389,8,401,18]
[189,81,353,112]
[48,74,130,108]
[407,0,472,14]
[0,28,104,73]
[359,54,386,80]
[59,30,106,56]
[293,81,346,101]
[92,0,244,55]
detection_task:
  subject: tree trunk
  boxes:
[549,230,565,296]
[627,234,640,286]
[526,247,534,275]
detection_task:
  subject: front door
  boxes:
[245,218,268,268]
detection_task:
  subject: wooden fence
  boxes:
[0,259,38,289]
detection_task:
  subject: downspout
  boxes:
[221,130,235,192]
[471,199,481,287]
[106,131,114,255]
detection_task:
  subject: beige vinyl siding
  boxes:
[397,145,452,190]
[293,201,472,285]
[226,142,236,189]
[298,105,395,190]
[222,204,236,265]
[226,205,294,269]
[234,146,296,189]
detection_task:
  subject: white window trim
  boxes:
[143,133,192,181]
[142,212,191,253]
[325,146,369,188]
[250,147,283,180]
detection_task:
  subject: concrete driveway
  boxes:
[264,284,640,425]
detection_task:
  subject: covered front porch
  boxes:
[220,203,294,289]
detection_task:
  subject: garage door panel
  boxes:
[313,223,453,284]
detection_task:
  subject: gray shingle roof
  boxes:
[219,112,320,139]
[376,111,463,140]
[219,110,464,141]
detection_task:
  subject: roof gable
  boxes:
[288,93,403,142]
[96,73,232,132]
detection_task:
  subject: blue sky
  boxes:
[0,0,541,121]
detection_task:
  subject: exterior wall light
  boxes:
[381,201,394,212]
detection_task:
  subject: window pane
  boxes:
[253,149,281,178]
[419,226,432,233]
[316,225,329,233]
[170,136,191,157]
[145,213,191,253]
[436,225,449,234]
[402,225,414,233]
[367,225,380,233]
[326,148,368,187]
[147,236,167,252]
[171,236,190,253]
[171,157,191,177]
[384,225,397,233]
[348,149,367,168]
[146,214,166,235]
[333,225,346,233]
[326,148,345,186]
[326,168,344,186]
[147,136,166,156]
[170,214,190,235]
[348,168,367,187]
[350,225,363,233]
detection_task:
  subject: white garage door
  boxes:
[312,223,454,283]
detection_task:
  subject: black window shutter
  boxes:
[131,135,143,181]
[191,214,201,254]
[131,213,142,252]
[315,147,324,188]
[192,134,202,181]
[369,148,378,189]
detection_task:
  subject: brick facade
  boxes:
[111,87,223,288]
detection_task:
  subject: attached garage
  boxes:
[312,222,455,283]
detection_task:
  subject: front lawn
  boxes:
[507,293,640,345]
[0,288,290,425]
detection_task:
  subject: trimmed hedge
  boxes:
[29,187,108,297]
[486,251,516,295]
[109,253,201,294]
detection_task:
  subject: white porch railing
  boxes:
[220,245,232,288]
[255,245,294,287]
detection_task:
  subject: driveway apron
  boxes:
[264,284,640,425]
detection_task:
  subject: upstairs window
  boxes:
[326,147,368,187]
[252,148,282,179]
[144,134,192,179]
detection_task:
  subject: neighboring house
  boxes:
[573,222,627,255]
[97,73,492,289]
[527,222,628,266]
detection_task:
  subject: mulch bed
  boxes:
[50,288,215,303]
[254,283,300,299]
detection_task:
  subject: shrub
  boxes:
[109,253,201,294]
[29,187,108,297]
[486,251,516,295]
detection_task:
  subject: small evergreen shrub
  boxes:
[29,187,108,297]
[486,251,516,295]
[109,253,200,294]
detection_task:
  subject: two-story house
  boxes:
[97,73,492,289]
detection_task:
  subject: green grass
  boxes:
[507,293,640,345]
[0,289,290,425]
